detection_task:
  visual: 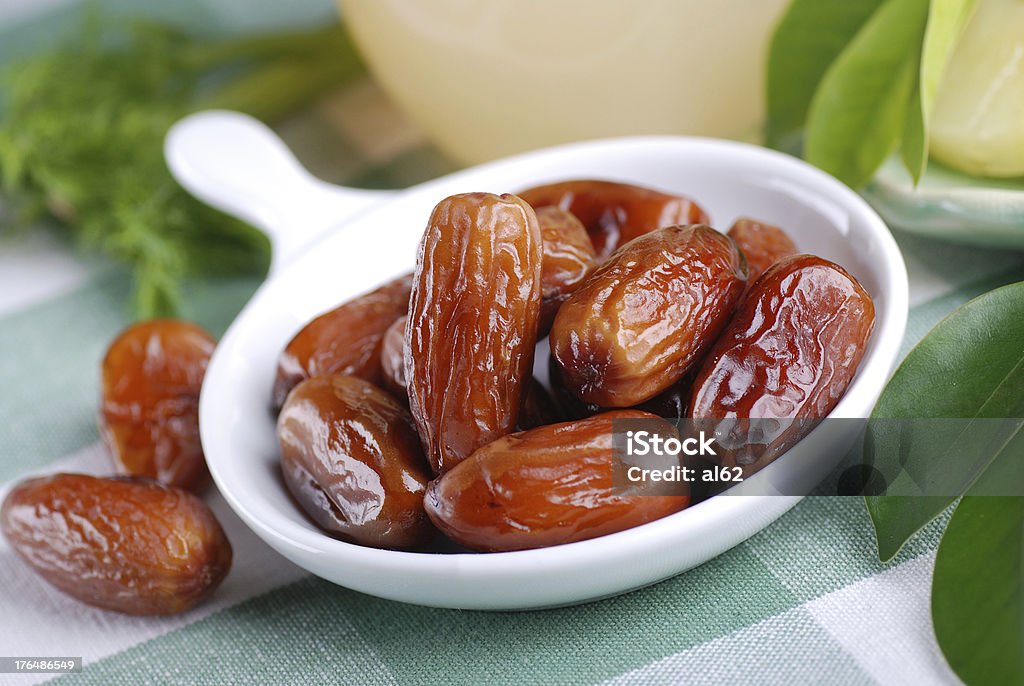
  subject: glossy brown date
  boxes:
[689,254,875,469]
[383,317,553,429]
[424,410,690,551]
[549,355,693,421]
[99,319,215,492]
[379,315,408,399]
[277,375,434,550]
[272,273,412,410]
[535,206,598,336]
[1,474,232,615]
[406,192,542,474]
[727,218,797,285]
[550,225,747,408]
[548,354,600,420]
[519,179,709,258]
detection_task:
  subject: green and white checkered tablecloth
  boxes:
[3,3,1024,685]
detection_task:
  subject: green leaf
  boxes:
[900,79,926,183]
[901,0,979,183]
[865,282,1024,561]
[864,494,952,562]
[804,0,930,189]
[765,0,886,150]
[932,496,1024,686]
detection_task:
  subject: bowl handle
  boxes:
[165,110,393,274]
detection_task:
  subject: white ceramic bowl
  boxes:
[165,111,908,610]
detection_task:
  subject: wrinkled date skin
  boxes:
[379,315,408,399]
[727,218,798,285]
[535,206,598,336]
[277,375,435,550]
[405,193,542,474]
[519,180,709,258]
[689,254,875,471]
[424,410,690,551]
[550,225,747,408]
[99,319,215,492]
[548,355,602,420]
[1,474,232,615]
[272,273,412,410]
[549,356,693,421]
[382,318,554,430]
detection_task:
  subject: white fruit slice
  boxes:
[929,0,1024,178]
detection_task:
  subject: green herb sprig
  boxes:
[767,0,978,189]
[0,17,365,316]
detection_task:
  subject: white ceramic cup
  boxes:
[341,0,790,164]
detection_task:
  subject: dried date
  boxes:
[727,218,797,285]
[548,354,602,420]
[99,319,215,492]
[424,410,690,551]
[379,315,408,399]
[278,375,435,550]
[535,206,598,336]
[688,254,875,471]
[273,273,412,410]
[549,355,693,421]
[550,225,746,408]
[1,474,232,615]
[405,193,542,474]
[519,179,709,258]
[384,320,555,431]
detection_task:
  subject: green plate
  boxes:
[864,155,1024,248]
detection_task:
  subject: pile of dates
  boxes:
[273,180,876,553]
[1,177,876,612]
[2,320,233,615]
